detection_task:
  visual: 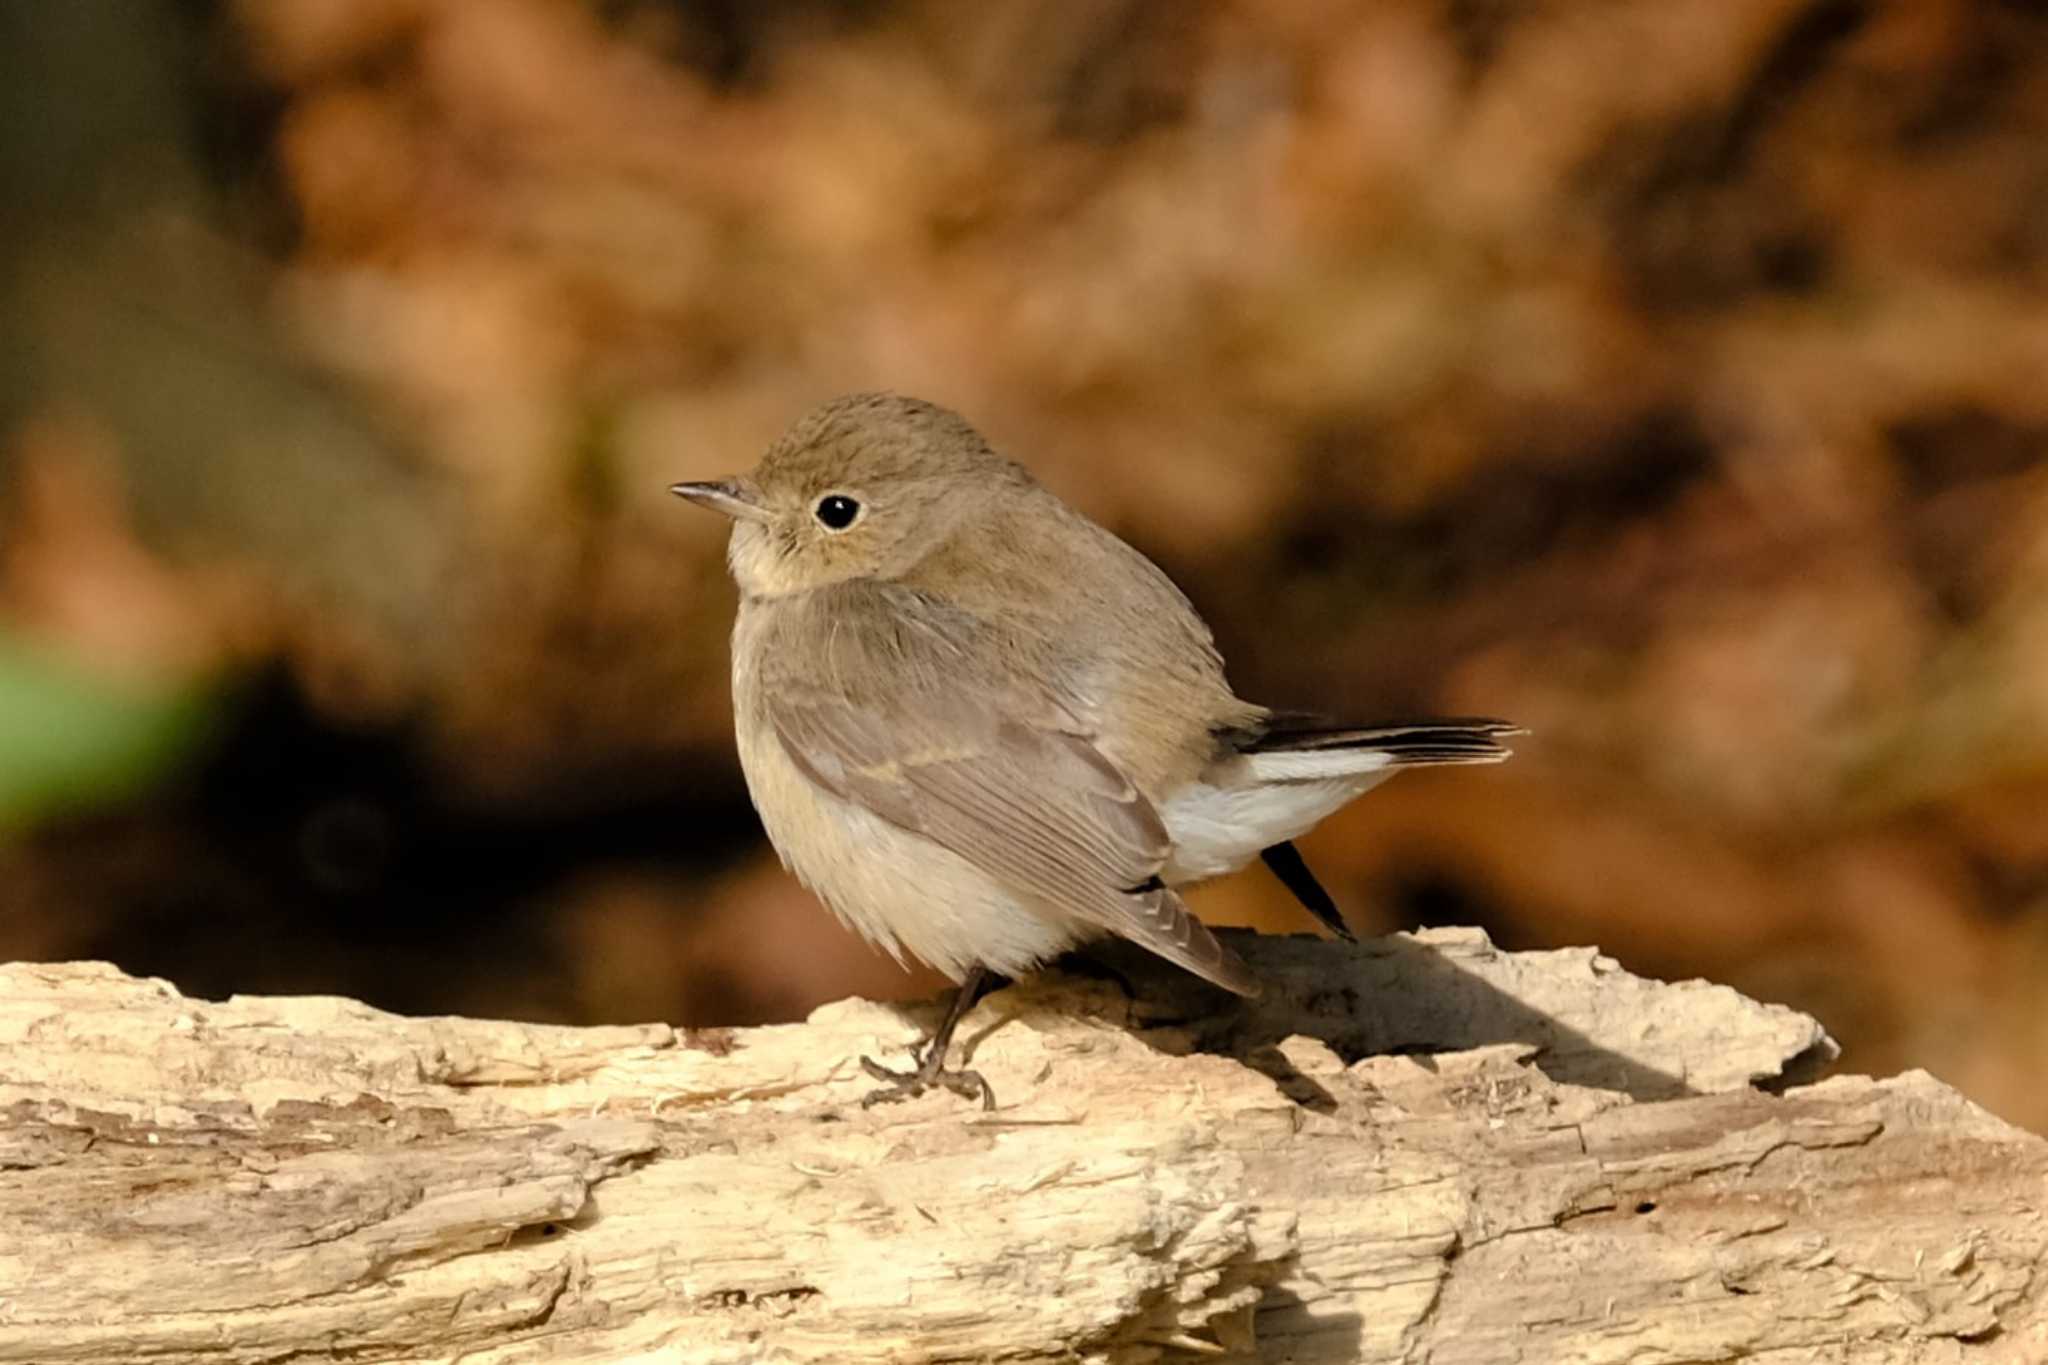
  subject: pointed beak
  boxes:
[668,478,770,523]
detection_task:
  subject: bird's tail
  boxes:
[1238,716,1522,768]
[1230,717,1521,942]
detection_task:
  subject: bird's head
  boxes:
[671,392,1026,598]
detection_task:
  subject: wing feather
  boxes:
[763,585,1257,995]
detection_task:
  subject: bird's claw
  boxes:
[858,1051,995,1110]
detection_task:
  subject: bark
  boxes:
[1,928,2043,1363]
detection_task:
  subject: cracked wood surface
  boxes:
[0,927,2043,1363]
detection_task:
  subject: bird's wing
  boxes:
[762,590,1257,996]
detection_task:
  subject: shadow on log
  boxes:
[0,928,2042,1363]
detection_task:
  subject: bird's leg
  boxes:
[1260,840,1355,940]
[860,965,999,1110]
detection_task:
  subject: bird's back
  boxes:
[893,481,1261,795]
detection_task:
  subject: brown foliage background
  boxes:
[4,1,2048,1125]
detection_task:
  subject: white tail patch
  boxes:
[1160,756,1395,884]
[1242,748,1400,783]
[1160,724,1516,886]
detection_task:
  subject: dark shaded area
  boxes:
[1091,931,1707,1103]
[48,667,760,1019]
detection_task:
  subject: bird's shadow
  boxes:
[1058,930,1833,1107]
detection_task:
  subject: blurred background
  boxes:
[4,0,2047,1125]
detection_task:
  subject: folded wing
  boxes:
[764,587,1258,996]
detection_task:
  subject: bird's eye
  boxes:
[814,494,862,531]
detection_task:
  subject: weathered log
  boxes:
[1,928,2042,1362]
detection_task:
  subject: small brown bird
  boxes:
[673,394,1515,1107]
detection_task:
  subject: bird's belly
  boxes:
[734,719,1083,982]
[1159,771,1392,883]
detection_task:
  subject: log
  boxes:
[1,927,2043,1363]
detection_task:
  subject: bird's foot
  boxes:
[859,1048,995,1111]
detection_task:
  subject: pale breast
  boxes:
[730,607,1085,982]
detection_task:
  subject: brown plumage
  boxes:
[673,393,1516,1104]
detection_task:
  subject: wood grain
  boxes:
[1,930,2041,1363]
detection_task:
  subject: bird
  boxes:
[671,393,1516,1107]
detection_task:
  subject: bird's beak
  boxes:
[668,478,771,523]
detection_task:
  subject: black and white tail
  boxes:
[1167,716,1522,942]
[1235,717,1520,778]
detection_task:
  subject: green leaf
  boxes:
[0,631,218,832]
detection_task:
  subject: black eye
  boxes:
[814,495,861,530]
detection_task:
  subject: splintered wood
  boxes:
[0,928,2042,1363]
